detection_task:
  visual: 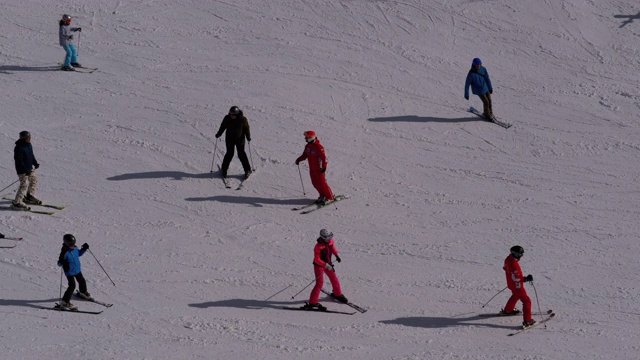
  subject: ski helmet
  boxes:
[472,57,482,66]
[304,130,316,143]
[19,131,31,140]
[319,229,333,241]
[229,106,240,115]
[510,245,524,259]
[63,234,76,247]
[62,14,72,25]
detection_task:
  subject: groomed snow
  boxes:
[1,0,640,359]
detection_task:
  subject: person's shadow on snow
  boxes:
[0,298,62,310]
[189,298,302,310]
[107,171,213,181]
[185,195,311,207]
[0,65,61,74]
[380,313,514,330]
[368,115,478,123]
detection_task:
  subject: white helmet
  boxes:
[319,229,333,241]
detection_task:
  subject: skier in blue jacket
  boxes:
[464,58,494,119]
[57,234,92,310]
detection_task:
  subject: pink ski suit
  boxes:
[503,254,532,322]
[296,139,334,201]
[309,237,343,304]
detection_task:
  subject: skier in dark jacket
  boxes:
[12,131,41,209]
[57,234,92,310]
[464,57,494,119]
[215,106,252,179]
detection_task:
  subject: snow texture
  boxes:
[1,0,640,359]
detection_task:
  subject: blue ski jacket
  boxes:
[58,245,87,276]
[464,66,493,98]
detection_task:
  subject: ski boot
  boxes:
[522,319,536,328]
[24,193,42,205]
[10,201,30,210]
[58,301,78,311]
[302,303,327,311]
[331,293,348,303]
[77,291,93,300]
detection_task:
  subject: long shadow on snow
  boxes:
[0,65,61,74]
[185,195,310,207]
[380,314,514,330]
[368,115,479,123]
[189,298,302,310]
[107,171,213,181]
[0,298,64,309]
[614,12,640,28]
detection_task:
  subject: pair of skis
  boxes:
[469,107,512,129]
[292,195,350,214]
[0,236,23,248]
[40,292,113,315]
[480,309,556,336]
[217,165,251,190]
[58,63,98,73]
[2,196,64,215]
[282,290,368,315]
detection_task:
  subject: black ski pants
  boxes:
[221,140,251,174]
[63,272,88,303]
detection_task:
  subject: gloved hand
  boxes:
[335,255,341,263]
[81,243,89,250]
[465,95,469,100]
[324,263,333,271]
[247,137,251,142]
[69,35,74,40]
[34,163,40,169]
[524,274,533,283]
[215,133,221,139]
[77,28,82,32]
[320,168,326,173]
[25,171,32,176]
[489,89,493,94]
[295,160,300,165]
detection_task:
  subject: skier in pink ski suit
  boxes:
[304,229,348,310]
[503,245,535,328]
[295,131,334,203]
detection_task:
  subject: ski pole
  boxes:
[77,31,81,55]
[248,141,255,171]
[210,137,219,173]
[481,285,508,308]
[297,164,306,195]
[59,267,64,303]
[291,273,323,299]
[531,281,543,319]
[88,249,116,286]
[0,179,19,193]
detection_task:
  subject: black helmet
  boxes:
[510,245,524,259]
[19,131,31,139]
[62,14,72,21]
[63,234,76,247]
[229,106,240,115]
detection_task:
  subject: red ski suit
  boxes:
[296,139,334,201]
[503,254,532,322]
[309,238,343,304]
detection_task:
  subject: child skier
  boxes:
[215,106,252,179]
[59,14,82,71]
[464,57,494,119]
[304,229,348,310]
[12,131,41,210]
[57,234,92,310]
[295,131,334,204]
[502,245,535,328]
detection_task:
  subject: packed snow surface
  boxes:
[1,0,640,359]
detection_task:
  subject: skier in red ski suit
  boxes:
[295,131,334,203]
[304,229,348,310]
[503,245,535,327]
